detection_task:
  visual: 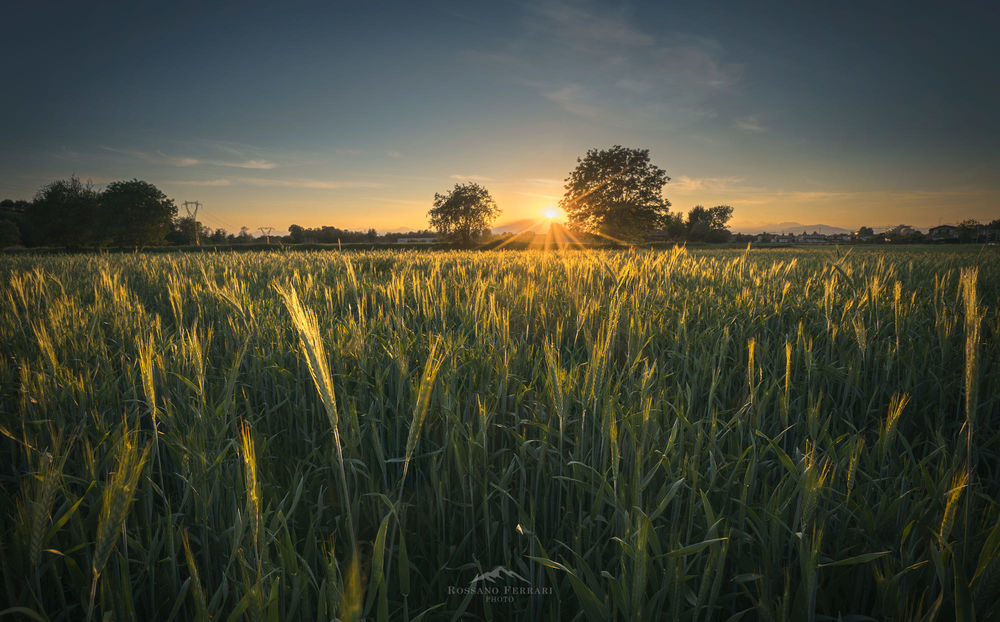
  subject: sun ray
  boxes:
[589,229,636,248]
[557,157,647,219]
[491,217,551,250]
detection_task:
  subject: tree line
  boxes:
[0,145,729,249]
[0,177,436,249]
[0,146,731,248]
[1,177,176,248]
[6,145,993,250]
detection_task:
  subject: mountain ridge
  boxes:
[731,222,854,235]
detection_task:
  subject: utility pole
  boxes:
[258,226,274,245]
[183,200,201,246]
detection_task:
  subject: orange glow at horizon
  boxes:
[542,205,565,220]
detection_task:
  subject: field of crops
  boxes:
[1,246,998,621]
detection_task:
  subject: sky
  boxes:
[2,0,998,233]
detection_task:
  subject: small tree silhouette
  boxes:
[428,182,500,245]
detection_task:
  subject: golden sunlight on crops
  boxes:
[1,246,998,620]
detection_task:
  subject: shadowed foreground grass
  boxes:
[1,246,998,621]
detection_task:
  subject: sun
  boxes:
[542,205,564,220]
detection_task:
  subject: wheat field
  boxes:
[1,246,998,621]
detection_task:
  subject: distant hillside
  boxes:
[492,218,552,234]
[732,222,854,235]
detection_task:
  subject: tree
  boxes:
[428,182,500,245]
[663,212,687,238]
[0,199,29,217]
[100,179,177,247]
[957,219,983,242]
[25,176,100,247]
[0,199,27,247]
[208,228,228,244]
[168,216,210,246]
[686,205,733,242]
[559,145,671,240]
[288,224,305,244]
[0,219,21,247]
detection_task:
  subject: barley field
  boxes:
[1,246,998,621]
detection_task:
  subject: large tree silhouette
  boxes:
[101,179,177,247]
[25,176,100,247]
[560,145,671,240]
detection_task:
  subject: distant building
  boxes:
[928,225,958,242]
[885,224,917,237]
[797,231,827,244]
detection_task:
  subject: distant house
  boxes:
[960,224,1000,243]
[798,231,827,244]
[775,234,795,244]
[396,236,437,244]
[929,225,958,242]
[885,224,917,237]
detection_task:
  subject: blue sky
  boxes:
[2,1,997,232]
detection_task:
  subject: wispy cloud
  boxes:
[239,177,381,190]
[672,175,748,192]
[533,1,654,48]
[734,116,766,133]
[541,85,606,121]
[450,174,493,181]
[173,177,382,190]
[176,179,233,187]
[102,147,199,167]
[652,35,741,91]
[386,150,403,158]
[102,146,278,169]
[215,159,278,169]
[473,1,743,128]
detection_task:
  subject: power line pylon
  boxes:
[183,200,201,246]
